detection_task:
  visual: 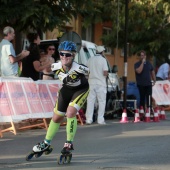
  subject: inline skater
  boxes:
[26,41,89,162]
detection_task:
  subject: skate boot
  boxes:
[61,141,74,154]
[58,141,74,164]
[33,140,50,152]
[26,141,53,161]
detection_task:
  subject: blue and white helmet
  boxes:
[58,41,77,52]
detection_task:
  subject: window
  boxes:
[81,25,92,41]
[103,27,112,54]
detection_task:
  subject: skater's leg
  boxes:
[66,117,77,142]
[33,113,64,152]
[45,112,64,143]
[61,87,89,153]
[45,95,66,143]
[60,106,77,153]
[45,117,61,143]
[66,106,77,142]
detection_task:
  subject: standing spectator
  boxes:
[156,60,170,81]
[85,46,108,125]
[20,33,52,81]
[134,50,156,110]
[40,44,55,80]
[0,26,29,77]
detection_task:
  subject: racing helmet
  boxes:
[58,41,77,52]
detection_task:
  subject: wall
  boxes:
[92,22,139,82]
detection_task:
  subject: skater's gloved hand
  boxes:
[51,62,62,72]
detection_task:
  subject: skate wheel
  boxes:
[45,146,53,155]
[58,155,65,165]
[34,152,43,158]
[26,151,35,161]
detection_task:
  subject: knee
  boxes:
[52,113,64,123]
[67,112,77,118]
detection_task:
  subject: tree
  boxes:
[0,0,95,33]
[81,0,170,60]
[128,0,170,59]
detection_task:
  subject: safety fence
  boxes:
[152,80,170,105]
[0,78,62,122]
[0,77,62,137]
[0,77,85,137]
[0,78,169,137]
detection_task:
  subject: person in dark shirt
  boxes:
[134,50,156,110]
[20,33,52,81]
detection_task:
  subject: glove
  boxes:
[51,62,62,72]
[76,65,89,75]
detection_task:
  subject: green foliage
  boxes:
[127,0,170,58]
[0,0,90,32]
[80,0,170,60]
[1,0,170,60]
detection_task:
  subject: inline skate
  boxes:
[26,141,53,161]
[57,141,74,164]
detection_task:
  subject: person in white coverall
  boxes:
[85,46,108,125]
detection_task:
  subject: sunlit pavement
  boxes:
[0,111,170,170]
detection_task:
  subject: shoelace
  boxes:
[37,142,46,150]
[64,143,72,149]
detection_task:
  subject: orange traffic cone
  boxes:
[120,109,129,123]
[153,107,159,122]
[134,109,140,123]
[144,108,150,122]
[139,106,145,120]
[160,107,166,120]
[157,107,161,119]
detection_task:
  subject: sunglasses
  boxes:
[48,48,55,51]
[59,52,73,57]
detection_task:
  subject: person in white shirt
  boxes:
[156,60,170,81]
[86,45,108,125]
[0,26,29,77]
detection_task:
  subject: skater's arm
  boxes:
[76,64,89,75]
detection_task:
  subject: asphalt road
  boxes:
[1,113,170,170]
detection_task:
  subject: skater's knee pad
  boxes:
[54,109,66,117]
